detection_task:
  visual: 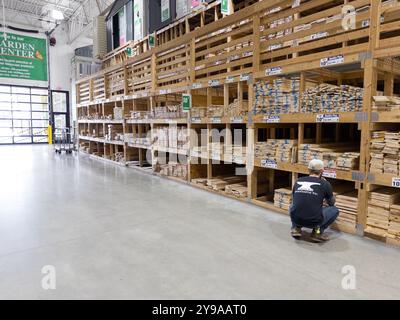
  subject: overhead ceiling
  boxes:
[1,0,114,43]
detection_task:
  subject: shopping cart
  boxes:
[54,127,73,154]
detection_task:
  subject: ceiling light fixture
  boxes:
[50,9,64,21]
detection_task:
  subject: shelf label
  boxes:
[316,114,339,123]
[208,80,220,87]
[192,83,203,89]
[261,159,278,169]
[310,32,328,40]
[191,117,202,124]
[240,73,250,81]
[323,169,337,179]
[226,76,235,83]
[231,116,243,123]
[159,89,167,95]
[320,55,344,67]
[266,67,282,76]
[211,117,222,124]
[263,115,280,123]
[392,177,400,188]
[362,20,370,27]
[182,93,192,113]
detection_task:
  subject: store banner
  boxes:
[119,7,127,46]
[134,0,144,40]
[161,0,171,22]
[0,32,47,82]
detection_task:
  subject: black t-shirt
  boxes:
[291,176,334,227]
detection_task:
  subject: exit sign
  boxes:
[182,94,192,112]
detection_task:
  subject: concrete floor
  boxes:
[0,145,400,299]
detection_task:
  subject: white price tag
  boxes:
[316,114,340,123]
[226,76,235,83]
[392,178,400,188]
[320,55,344,67]
[263,115,280,123]
[209,80,220,87]
[211,117,222,124]
[192,83,203,89]
[240,74,250,81]
[323,169,337,179]
[191,117,201,124]
[266,67,283,76]
[261,159,278,169]
[231,117,243,123]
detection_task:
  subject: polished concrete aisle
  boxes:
[1,145,400,299]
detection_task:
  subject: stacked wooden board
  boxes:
[388,204,400,242]
[255,139,297,163]
[298,143,359,170]
[225,182,248,199]
[366,188,400,237]
[153,126,189,150]
[334,191,358,230]
[372,96,400,111]
[300,84,363,113]
[253,78,300,114]
[207,176,245,191]
[274,188,292,211]
[370,131,400,175]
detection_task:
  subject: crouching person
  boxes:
[290,159,339,242]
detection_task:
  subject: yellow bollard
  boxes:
[47,125,52,145]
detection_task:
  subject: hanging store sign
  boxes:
[261,159,278,169]
[182,93,192,112]
[134,0,144,40]
[161,0,171,22]
[221,0,233,15]
[148,33,155,48]
[0,32,47,82]
[119,8,126,46]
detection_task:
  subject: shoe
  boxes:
[311,228,329,242]
[291,227,302,239]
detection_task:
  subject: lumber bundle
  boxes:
[225,182,248,199]
[253,78,300,115]
[105,125,124,141]
[298,143,359,170]
[207,105,224,118]
[255,139,297,163]
[191,107,208,118]
[366,188,400,237]
[113,107,123,120]
[152,104,185,119]
[224,100,248,118]
[129,111,151,119]
[207,176,245,191]
[191,178,208,186]
[370,131,400,175]
[335,191,358,229]
[209,142,225,159]
[274,188,292,211]
[372,96,400,112]
[153,126,188,150]
[157,162,188,180]
[231,145,247,164]
[388,204,400,241]
[300,84,363,113]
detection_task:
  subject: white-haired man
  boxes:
[290,159,339,242]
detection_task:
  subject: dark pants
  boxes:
[291,206,339,232]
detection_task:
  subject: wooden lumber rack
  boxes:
[77,0,400,247]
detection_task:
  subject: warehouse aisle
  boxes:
[1,145,400,299]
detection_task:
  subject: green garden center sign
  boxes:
[0,32,48,82]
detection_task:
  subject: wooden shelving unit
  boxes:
[76,0,400,247]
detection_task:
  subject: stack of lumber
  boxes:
[191,107,207,118]
[253,78,300,114]
[274,188,292,211]
[113,107,123,120]
[224,99,249,117]
[255,139,297,163]
[388,204,400,241]
[105,124,124,141]
[191,178,208,186]
[372,96,400,112]
[298,143,359,170]
[152,105,185,119]
[370,131,400,175]
[153,127,188,150]
[336,153,360,171]
[207,176,245,191]
[366,188,400,237]
[232,145,247,163]
[207,105,224,118]
[300,84,363,113]
[369,131,386,174]
[129,111,150,119]
[158,163,188,180]
[225,182,248,199]
[334,191,358,229]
